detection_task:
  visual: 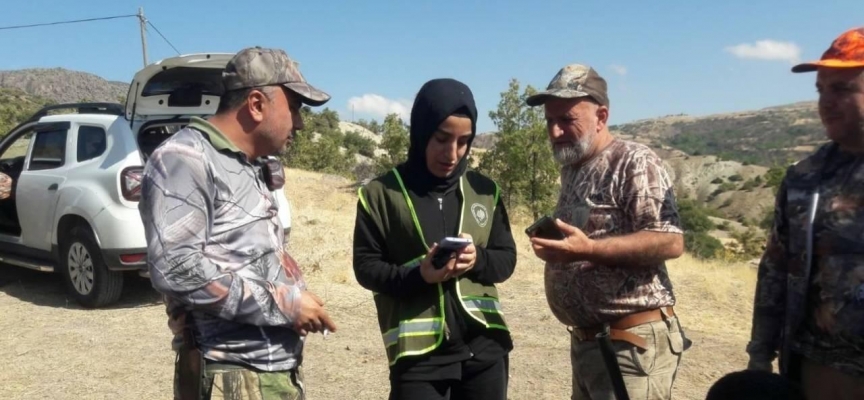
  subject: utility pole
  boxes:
[138,7,148,67]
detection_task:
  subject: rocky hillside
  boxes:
[472,132,498,149]
[0,87,55,135]
[611,101,825,167]
[0,68,128,105]
[656,147,775,224]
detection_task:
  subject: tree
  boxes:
[356,119,383,135]
[343,131,376,158]
[478,79,559,219]
[375,113,409,174]
[282,107,354,177]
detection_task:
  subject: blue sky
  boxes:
[1,0,861,132]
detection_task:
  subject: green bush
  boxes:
[712,182,737,197]
[678,198,715,233]
[343,131,376,158]
[741,179,759,191]
[685,231,724,259]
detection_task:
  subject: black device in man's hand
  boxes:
[432,237,471,269]
[525,215,566,240]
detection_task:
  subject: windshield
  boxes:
[140,67,224,97]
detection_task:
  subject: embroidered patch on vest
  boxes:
[471,203,489,227]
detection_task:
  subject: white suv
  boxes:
[0,54,292,308]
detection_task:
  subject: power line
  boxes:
[0,14,137,31]
[147,20,181,55]
[0,11,182,59]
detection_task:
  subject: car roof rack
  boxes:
[2,103,125,138]
[29,102,125,120]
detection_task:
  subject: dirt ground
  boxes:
[0,169,758,399]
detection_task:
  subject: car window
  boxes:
[77,126,107,162]
[141,67,224,97]
[0,130,34,161]
[29,129,67,171]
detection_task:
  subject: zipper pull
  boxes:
[438,197,443,211]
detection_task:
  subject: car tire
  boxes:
[59,225,124,308]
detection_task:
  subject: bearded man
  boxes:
[526,64,690,400]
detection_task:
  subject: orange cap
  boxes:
[792,27,864,73]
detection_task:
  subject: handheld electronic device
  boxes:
[432,237,472,269]
[525,215,566,240]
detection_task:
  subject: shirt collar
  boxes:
[187,116,243,154]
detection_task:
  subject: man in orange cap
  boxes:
[747,27,864,400]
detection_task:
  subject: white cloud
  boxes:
[346,94,411,121]
[610,64,627,76]
[724,40,801,63]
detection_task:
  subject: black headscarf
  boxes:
[400,78,478,193]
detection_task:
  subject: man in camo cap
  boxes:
[140,46,335,400]
[747,26,864,400]
[526,64,689,400]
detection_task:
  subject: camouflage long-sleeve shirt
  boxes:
[748,142,864,378]
[139,117,307,372]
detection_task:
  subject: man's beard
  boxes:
[552,132,596,165]
[262,127,293,155]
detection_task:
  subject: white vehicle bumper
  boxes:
[92,204,148,271]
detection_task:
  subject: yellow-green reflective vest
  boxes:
[358,168,509,366]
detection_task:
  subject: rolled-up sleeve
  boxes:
[139,142,301,327]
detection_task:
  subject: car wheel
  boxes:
[59,225,124,308]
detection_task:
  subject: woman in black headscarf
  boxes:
[353,78,517,400]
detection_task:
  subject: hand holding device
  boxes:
[432,237,472,269]
[525,215,566,240]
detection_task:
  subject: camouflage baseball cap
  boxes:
[525,64,609,107]
[222,46,331,106]
[792,27,864,73]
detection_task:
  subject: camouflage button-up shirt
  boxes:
[544,139,683,328]
[139,117,306,372]
[748,142,864,378]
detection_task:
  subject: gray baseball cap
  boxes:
[222,46,331,106]
[526,64,609,107]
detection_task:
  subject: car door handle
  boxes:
[48,183,58,191]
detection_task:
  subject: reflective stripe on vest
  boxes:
[461,296,503,314]
[383,318,444,348]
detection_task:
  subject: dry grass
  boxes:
[0,167,758,399]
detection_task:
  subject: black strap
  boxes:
[596,324,630,400]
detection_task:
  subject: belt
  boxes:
[569,306,676,351]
